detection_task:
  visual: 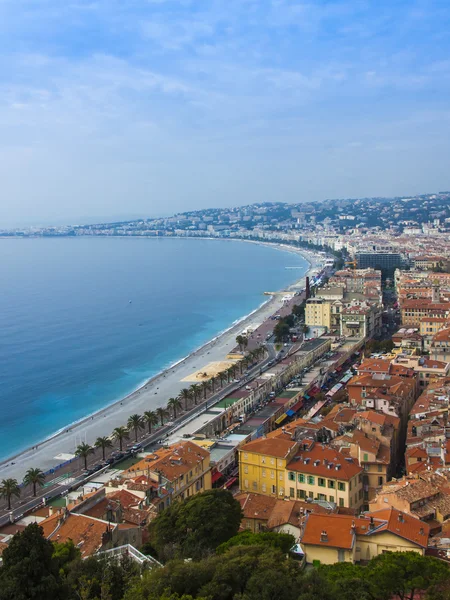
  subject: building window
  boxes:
[261,456,266,464]
[279,472,283,481]
[297,489,306,499]
[298,474,305,483]
[363,453,368,462]
[280,487,284,495]
[270,470,275,479]
[318,478,325,487]
[339,498,344,507]
[309,491,314,498]
[262,483,266,492]
[338,482,345,491]
[270,458,275,465]
[307,476,315,485]
[290,487,295,498]
[244,479,249,488]
[378,464,383,472]
[378,476,384,486]
[252,481,258,491]
[329,495,334,503]
[328,480,335,488]
[271,485,276,494]
[288,471,295,481]
[262,469,266,477]
[244,465,248,474]
[244,453,248,460]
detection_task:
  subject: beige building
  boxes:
[300,508,429,565]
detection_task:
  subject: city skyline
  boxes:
[1,0,450,226]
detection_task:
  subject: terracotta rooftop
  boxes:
[124,441,210,482]
[367,507,430,548]
[287,444,362,481]
[42,513,113,558]
[433,328,450,342]
[241,436,298,459]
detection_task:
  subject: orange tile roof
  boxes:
[241,436,298,459]
[107,489,142,509]
[124,441,210,482]
[367,507,429,548]
[432,328,450,342]
[301,513,356,549]
[287,444,362,481]
[43,513,113,558]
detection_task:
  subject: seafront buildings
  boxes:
[3,193,450,567]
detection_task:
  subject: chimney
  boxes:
[320,530,328,542]
[369,516,375,530]
[398,512,404,523]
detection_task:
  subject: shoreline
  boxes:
[0,240,320,479]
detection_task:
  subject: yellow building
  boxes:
[239,437,299,497]
[300,508,429,565]
[238,437,363,510]
[122,441,212,503]
[285,443,364,510]
[305,298,331,329]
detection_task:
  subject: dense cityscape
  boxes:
[1,193,450,598]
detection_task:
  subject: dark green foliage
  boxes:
[0,523,63,600]
[148,489,243,560]
[216,530,295,554]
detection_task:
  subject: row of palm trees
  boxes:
[0,346,267,512]
[0,467,47,510]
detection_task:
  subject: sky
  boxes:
[1,0,450,226]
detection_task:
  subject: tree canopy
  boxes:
[148,489,243,560]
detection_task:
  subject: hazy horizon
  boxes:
[2,1,450,227]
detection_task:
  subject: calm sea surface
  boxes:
[0,237,308,459]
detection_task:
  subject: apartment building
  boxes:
[430,328,450,361]
[122,441,211,504]
[285,443,363,510]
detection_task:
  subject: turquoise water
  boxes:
[0,237,308,459]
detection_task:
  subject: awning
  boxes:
[286,409,295,417]
[211,471,223,484]
[275,413,288,425]
[290,400,303,413]
[303,393,310,400]
[223,477,237,489]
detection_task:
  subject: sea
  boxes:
[0,237,309,460]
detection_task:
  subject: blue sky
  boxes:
[1,0,450,225]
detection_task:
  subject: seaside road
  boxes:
[0,352,272,525]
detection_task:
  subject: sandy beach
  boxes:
[0,242,322,481]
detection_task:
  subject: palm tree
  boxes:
[95,436,113,461]
[236,335,245,351]
[143,410,159,434]
[113,426,130,451]
[23,468,45,497]
[201,380,210,400]
[75,442,94,470]
[156,406,168,426]
[0,478,20,510]
[179,388,192,411]
[210,376,218,393]
[167,397,182,419]
[190,384,202,405]
[127,414,144,442]
[218,371,228,388]
[226,366,235,383]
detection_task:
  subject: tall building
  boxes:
[356,252,403,275]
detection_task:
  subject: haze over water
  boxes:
[0,237,308,460]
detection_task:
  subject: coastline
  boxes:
[0,240,320,480]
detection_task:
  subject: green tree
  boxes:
[112,426,130,451]
[0,478,20,510]
[75,443,94,470]
[156,406,169,426]
[217,531,295,555]
[94,436,113,461]
[143,410,159,434]
[201,380,210,400]
[190,384,202,405]
[0,523,63,600]
[149,489,243,560]
[127,414,144,442]
[23,468,45,498]
[179,388,192,411]
[367,551,449,600]
[167,397,182,419]
[274,321,290,342]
